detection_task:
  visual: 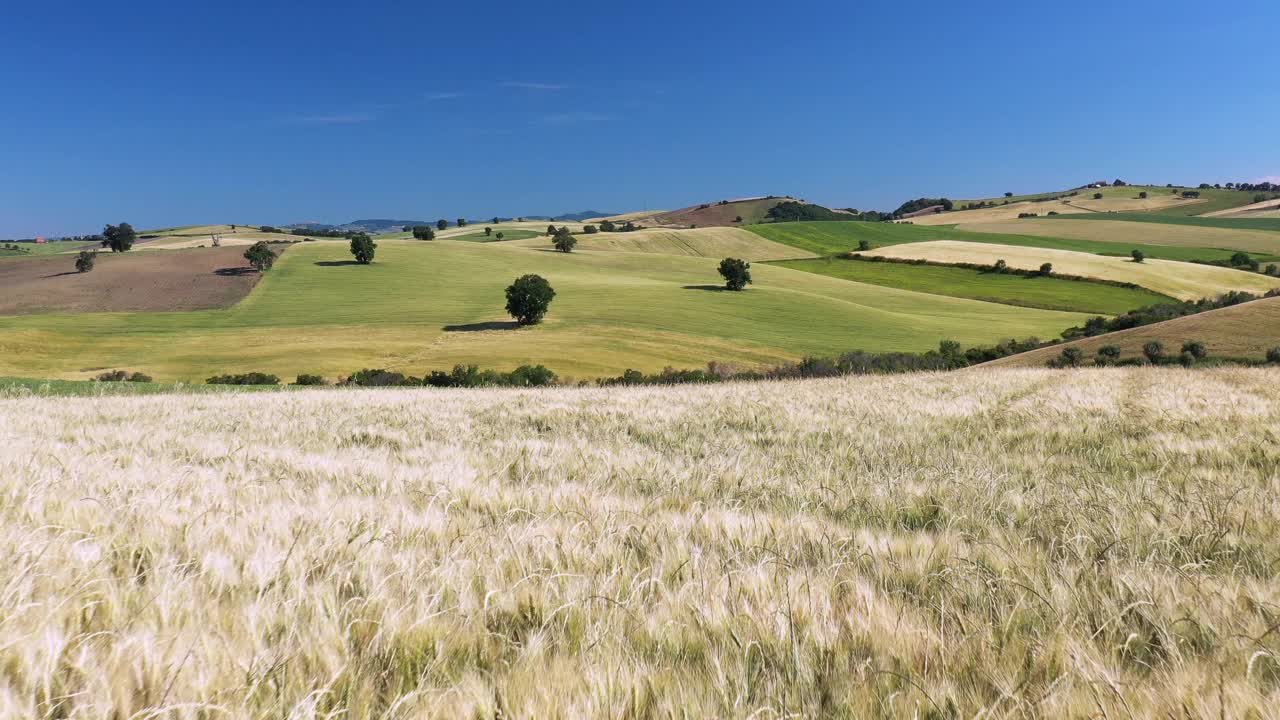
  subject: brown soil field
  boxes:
[985,295,1280,366]
[0,245,282,316]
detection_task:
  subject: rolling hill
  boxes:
[510,227,816,261]
[600,196,804,228]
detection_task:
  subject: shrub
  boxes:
[1266,264,1279,277]
[294,374,326,386]
[992,259,1008,273]
[484,227,492,237]
[1131,249,1145,263]
[1056,347,1084,367]
[243,241,277,271]
[95,370,151,382]
[1017,212,1038,219]
[412,225,436,240]
[1093,192,1104,200]
[1266,347,1280,365]
[546,224,557,237]
[349,233,377,264]
[858,239,871,251]
[495,232,505,240]
[583,225,598,234]
[505,274,555,325]
[1179,352,1196,368]
[718,258,752,291]
[206,372,281,386]
[1181,341,1208,360]
[1039,262,1053,276]
[507,364,557,387]
[1142,341,1165,363]
[437,219,448,231]
[734,216,743,223]
[1096,345,1122,365]
[346,368,406,386]
[1139,191,1148,199]
[75,249,96,273]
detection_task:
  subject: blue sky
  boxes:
[2,0,1277,237]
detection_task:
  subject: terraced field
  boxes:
[862,241,1280,301]
[0,240,1089,381]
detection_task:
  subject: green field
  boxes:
[746,221,1252,262]
[0,240,1090,381]
[771,257,1172,314]
[448,229,541,242]
[0,241,88,258]
[0,376,291,397]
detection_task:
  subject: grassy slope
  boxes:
[511,227,815,261]
[951,185,1257,217]
[864,241,1280,301]
[6,369,1280,717]
[989,296,1280,366]
[448,229,542,243]
[0,240,1088,381]
[746,221,1248,262]
[962,218,1280,257]
[772,257,1171,315]
[1040,212,1280,233]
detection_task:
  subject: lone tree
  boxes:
[484,227,492,237]
[457,218,468,227]
[993,259,1009,273]
[857,239,871,251]
[102,223,136,253]
[495,231,505,240]
[505,274,555,325]
[552,227,577,253]
[436,219,448,231]
[718,257,752,291]
[491,216,500,224]
[412,225,436,240]
[1039,262,1053,276]
[1093,192,1104,200]
[1131,249,1145,263]
[75,249,96,273]
[349,233,377,264]
[244,241,277,272]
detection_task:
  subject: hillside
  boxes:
[601,196,803,228]
[510,227,815,261]
[6,368,1280,717]
[987,295,1280,366]
[0,239,1089,381]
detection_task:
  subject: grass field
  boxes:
[746,221,1252,263]
[0,240,92,257]
[512,227,815,261]
[863,240,1280,300]
[0,376,290,397]
[963,218,1280,257]
[913,188,1200,225]
[772,257,1172,314]
[1038,212,1280,234]
[989,296,1280,366]
[447,229,541,242]
[5,368,1280,717]
[0,240,1089,381]
[943,185,1260,220]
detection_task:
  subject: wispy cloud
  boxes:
[538,111,610,126]
[286,112,375,125]
[502,81,567,91]
[425,91,464,101]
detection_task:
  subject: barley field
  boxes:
[2,369,1279,718]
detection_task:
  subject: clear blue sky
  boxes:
[2,0,1277,237]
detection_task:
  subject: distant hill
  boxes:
[284,212,618,233]
[600,196,815,228]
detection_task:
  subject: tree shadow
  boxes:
[314,260,363,267]
[41,271,81,279]
[682,284,732,292]
[442,321,522,332]
[214,267,257,276]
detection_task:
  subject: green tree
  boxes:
[412,226,436,240]
[546,224,557,237]
[457,218,467,227]
[1039,262,1053,276]
[505,274,555,325]
[1058,347,1084,367]
[495,231,505,240]
[718,257,752,291]
[244,241,277,271]
[437,219,448,231]
[1267,347,1280,364]
[552,227,577,253]
[1131,249,1145,263]
[492,216,500,224]
[1181,340,1208,360]
[102,223,136,253]
[75,249,96,273]
[583,224,598,234]
[349,233,377,264]
[1138,191,1148,199]
[993,259,1008,273]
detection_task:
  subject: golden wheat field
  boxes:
[3,369,1280,718]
